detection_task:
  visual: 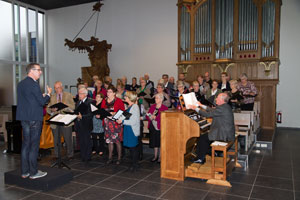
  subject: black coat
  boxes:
[74,97,94,132]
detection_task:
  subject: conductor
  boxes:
[16,63,52,179]
[188,93,235,164]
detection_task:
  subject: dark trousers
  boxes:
[241,103,254,111]
[51,126,73,158]
[91,132,105,153]
[129,146,139,167]
[21,121,42,176]
[196,133,212,159]
[78,129,92,162]
[137,125,144,159]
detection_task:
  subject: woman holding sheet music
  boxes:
[146,93,168,163]
[117,91,140,172]
[101,85,125,165]
[91,93,105,156]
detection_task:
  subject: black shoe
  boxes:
[151,157,158,162]
[193,157,206,164]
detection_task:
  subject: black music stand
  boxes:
[47,114,76,170]
[50,128,71,170]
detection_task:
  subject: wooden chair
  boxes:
[241,111,255,143]
[234,112,251,151]
[207,135,240,187]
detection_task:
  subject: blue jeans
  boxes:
[21,121,42,176]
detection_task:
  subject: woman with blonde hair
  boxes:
[117,91,140,171]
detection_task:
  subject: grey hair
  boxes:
[240,73,248,79]
[78,87,88,95]
[219,93,230,103]
[154,93,164,101]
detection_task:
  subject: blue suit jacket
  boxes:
[16,76,50,121]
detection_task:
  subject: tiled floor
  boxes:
[0,128,300,200]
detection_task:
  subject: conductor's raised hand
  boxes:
[47,85,52,95]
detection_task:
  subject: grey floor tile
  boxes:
[161,186,207,200]
[96,176,139,191]
[23,193,64,200]
[90,164,127,175]
[210,182,252,198]
[258,166,292,179]
[250,186,294,200]
[255,175,293,190]
[144,171,177,185]
[70,162,102,171]
[72,172,110,185]
[175,177,212,191]
[116,169,154,180]
[127,181,171,198]
[0,186,35,200]
[113,192,156,200]
[204,192,248,200]
[70,186,121,200]
[44,182,89,198]
[228,173,256,185]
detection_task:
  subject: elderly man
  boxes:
[17,63,52,179]
[144,73,154,95]
[178,73,190,89]
[47,81,75,160]
[121,76,131,91]
[204,72,213,88]
[75,87,94,163]
[189,93,235,164]
[162,74,174,96]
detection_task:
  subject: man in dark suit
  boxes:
[189,93,235,164]
[162,74,175,97]
[144,73,154,95]
[75,87,94,163]
[16,63,52,179]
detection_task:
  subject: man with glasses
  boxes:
[17,63,52,179]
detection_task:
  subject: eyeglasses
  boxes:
[32,68,42,72]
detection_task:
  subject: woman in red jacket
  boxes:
[101,85,125,165]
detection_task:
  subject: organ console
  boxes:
[161,109,239,186]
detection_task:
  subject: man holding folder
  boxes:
[47,81,75,160]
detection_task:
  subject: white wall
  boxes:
[47,0,177,88]
[277,0,300,128]
[48,0,300,128]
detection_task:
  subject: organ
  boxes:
[177,0,282,130]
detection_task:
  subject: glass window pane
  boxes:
[0,64,14,106]
[20,6,27,62]
[28,9,37,62]
[38,12,44,64]
[0,1,13,60]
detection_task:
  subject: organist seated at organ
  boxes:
[188,93,235,164]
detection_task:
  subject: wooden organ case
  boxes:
[161,110,211,181]
[177,0,281,130]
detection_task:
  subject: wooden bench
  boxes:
[207,136,240,187]
[234,112,251,151]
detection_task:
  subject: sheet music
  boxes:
[211,141,228,146]
[182,92,198,109]
[90,104,98,112]
[50,114,77,125]
[113,110,125,120]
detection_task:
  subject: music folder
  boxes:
[137,91,147,97]
[47,114,77,126]
[108,110,132,121]
[49,102,68,111]
[90,104,112,119]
